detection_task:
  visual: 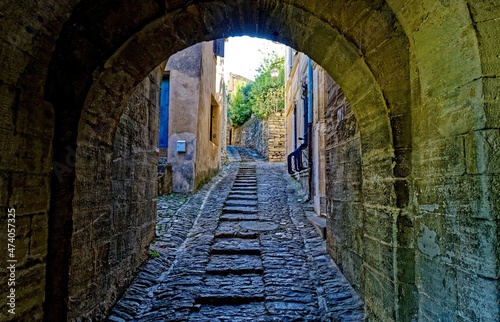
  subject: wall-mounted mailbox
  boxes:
[176,140,186,153]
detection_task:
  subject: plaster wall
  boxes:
[166,42,223,192]
[194,42,223,189]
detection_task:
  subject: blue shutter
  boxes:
[213,38,225,57]
[159,77,170,148]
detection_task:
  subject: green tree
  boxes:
[227,51,285,125]
[228,82,253,126]
[250,52,285,119]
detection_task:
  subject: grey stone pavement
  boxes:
[107,147,364,322]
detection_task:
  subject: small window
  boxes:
[210,98,219,145]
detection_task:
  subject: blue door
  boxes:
[159,76,170,148]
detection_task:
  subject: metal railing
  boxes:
[287,143,309,174]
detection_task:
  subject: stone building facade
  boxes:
[285,50,327,217]
[1,1,499,321]
[161,41,226,193]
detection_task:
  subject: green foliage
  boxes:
[228,82,253,126]
[148,250,161,258]
[228,51,285,125]
[250,53,285,119]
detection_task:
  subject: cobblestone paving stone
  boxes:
[155,194,192,238]
[108,147,364,322]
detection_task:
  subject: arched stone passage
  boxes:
[49,1,410,320]
[0,0,497,321]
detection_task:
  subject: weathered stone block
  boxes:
[363,264,396,321]
[416,256,457,321]
[476,19,500,76]
[71,228,92,256]
[3,263,46,321]
[482,77,500,128]
[94,242,111,276]
[456,218,498,279]
[0,83,16,132]
[338,248,364,292]
[413,175,486,218]
[30,214,48,260]
[0,172,9,207]
[467,0,500,22]
[364,206,394,244]
[457,270,500,321]
[11,215,31,266]
[69,249,95,286]
[0,131,52,173]
[92,211,112,243]
[465,129,500,175]
[364,35,410,114]
[413,136,466,177]
[363,235,394,278]
[16,96,54,137]
[350,6,397,54]
[362,178,396,207]
[415,215,457,262]
[10,173,50,215]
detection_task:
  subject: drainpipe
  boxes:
[307,58,313,201]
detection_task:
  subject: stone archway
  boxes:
[45,1,411,317]
[1,0,498,321]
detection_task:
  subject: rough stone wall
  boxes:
[0,0,60,320]
[232,114,285,161]
[233,115,266,156]
[68,68,161,319]
[324,78,363,291]
[267,113,286,162]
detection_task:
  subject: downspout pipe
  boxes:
[308,58,313,124]
[307,58,313,201]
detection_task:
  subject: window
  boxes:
[159,75,170,148]
[210,97,219,145]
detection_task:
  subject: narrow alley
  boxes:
[107,147,364,322]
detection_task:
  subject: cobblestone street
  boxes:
[108,147,364,321]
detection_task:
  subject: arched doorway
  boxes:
[1,0,497,321]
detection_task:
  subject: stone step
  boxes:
[224,200,258,207]
[222,206,258,214]
[206,254,263,275]
[232,184,257,189]
[226,195,258,201]
[211,238,261,255]
[233,182,257,186]
[214,231,259,239]
[215,222,259,238]
[189,303,267,320]
[220,214,259,221]
[196,274,265,305]
[306,215,327,239]
[229,190,257,195]
[230,190,257,195]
